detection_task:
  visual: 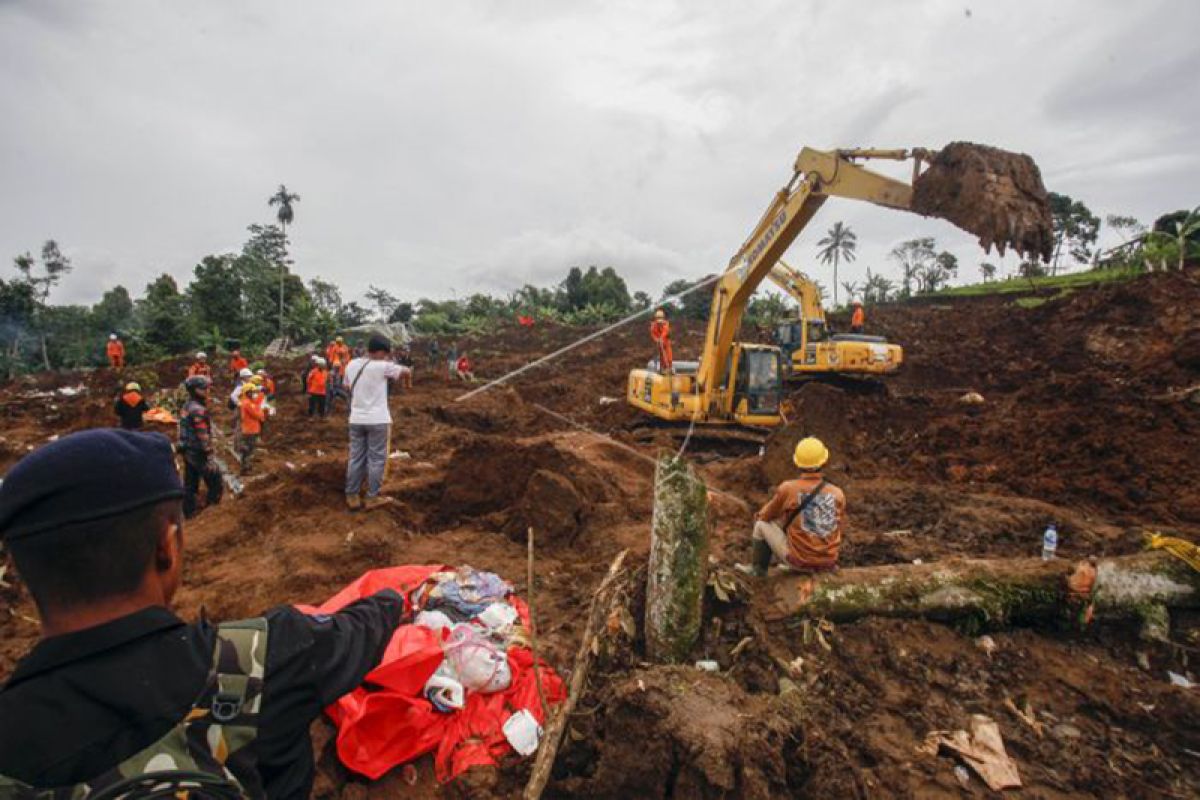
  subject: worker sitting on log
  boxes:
[650,307,673,374]
[736,436,846,577]
[0,429,406,798]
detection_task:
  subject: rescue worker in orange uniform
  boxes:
[736,436,846,576]
[105,334,126,369]
[306,357,329,418]
[186,352,211,380]
[238,383,267,475]
[256,369,276,402]
[113,382,149,430]
[228,348,249,381]
[850,300,865,333]
[649,308,673,374]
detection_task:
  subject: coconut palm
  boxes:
[268,185,300,335]
[816,222,857,306]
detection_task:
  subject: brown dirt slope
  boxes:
[1,269,1198,797]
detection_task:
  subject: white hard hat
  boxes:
[196,351,207,360]
[109,333,117,340]
[239,368,253,379]
[316,357,327,367]
[256,368,267,375]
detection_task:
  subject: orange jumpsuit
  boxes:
[649,319,673,372]
[850,306,865,332]
[106,339,125,369]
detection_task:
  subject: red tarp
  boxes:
[297,565,566,782]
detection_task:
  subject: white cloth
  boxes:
[345,357,407,425]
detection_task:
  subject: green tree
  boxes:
[979,262,997,282]
[13,241,73,369]
[390,302,414,323]
[1105,214,1145,245]
[138,274,192,354]
[816,221,857,306]
[861,268,894,304]
[0,278,36,377]
[632,290,652,310]
[1150,206,1200,271]
[92,285,134,335]
[1048,192,1100,273]
[268,185,300,334]
[364,285,400,322]
[888,237,935,297]
[661,277,712,320]
[188,255,245,339]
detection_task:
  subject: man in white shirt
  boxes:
[344,336,410,510]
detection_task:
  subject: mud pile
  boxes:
[1,271,1198,797]
[913,141,1056,261]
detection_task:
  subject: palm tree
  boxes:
[816,222,857,306]
[268,185,300,335]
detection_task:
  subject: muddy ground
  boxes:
[2,270,1199,797]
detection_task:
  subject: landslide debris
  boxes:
[913,141,1055,261]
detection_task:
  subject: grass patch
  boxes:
[929,266,1141,299]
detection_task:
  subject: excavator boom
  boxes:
[628,142,1053,427]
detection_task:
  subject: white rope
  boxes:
[454,272,724,403]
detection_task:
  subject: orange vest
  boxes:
[187,362,212,378]
[106,340,125,357]
[230,354,248,373]
[307,367,328,396]
[851,307,865,327]
[757,473,846,570]
[240,395,266,435]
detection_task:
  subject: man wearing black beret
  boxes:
[0,429,407,798]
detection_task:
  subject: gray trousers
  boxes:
[346,423,390,498]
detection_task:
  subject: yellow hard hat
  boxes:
[124,382,140,392]
[793,437,829,470]
[654,309,666,320]
[336,336,344,343]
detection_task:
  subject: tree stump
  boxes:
[645,455,709,663]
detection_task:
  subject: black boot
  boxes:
[735,539,773,577]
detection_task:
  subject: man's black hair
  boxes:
[367,335,392,354]
[7,499,182,614]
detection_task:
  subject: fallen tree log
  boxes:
[761,552,1200,628]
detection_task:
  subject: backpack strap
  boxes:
[346,360,368,404]
[0,618,269,800]
[781,479,826,533]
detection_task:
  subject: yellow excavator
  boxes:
[627,143,1053,429]
[768,260,903,377]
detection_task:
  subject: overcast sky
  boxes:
[2,0,1197,307]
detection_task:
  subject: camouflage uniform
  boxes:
[0,619,268,799]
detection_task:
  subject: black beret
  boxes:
[0,429,185,542]
[367,335,392,353]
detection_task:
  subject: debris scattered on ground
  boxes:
[921,714,1022,791]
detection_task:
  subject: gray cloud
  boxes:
[0,0,1197,306]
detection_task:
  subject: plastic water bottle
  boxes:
[1042,524,1058,560]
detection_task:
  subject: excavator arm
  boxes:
[693,144,1052,415]
[768,260,826,326]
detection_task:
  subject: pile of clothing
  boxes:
[299,565,565,783]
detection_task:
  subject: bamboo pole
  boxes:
[523,549,629,800]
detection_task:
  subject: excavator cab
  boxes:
[628,342,782,427]
[731,345,782,421]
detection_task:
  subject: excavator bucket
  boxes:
[912,142,1055,262]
